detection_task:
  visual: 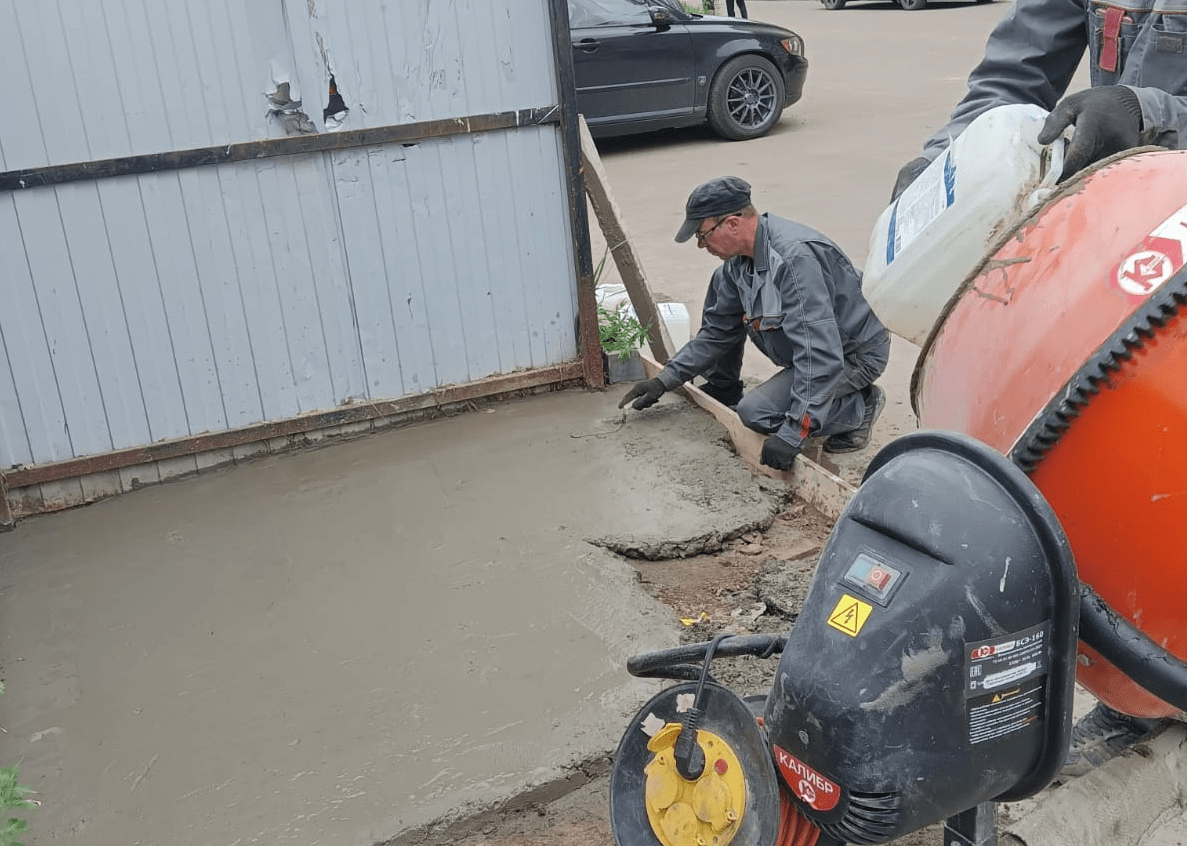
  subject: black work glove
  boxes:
[618,377,666,410]
[760,435,800,471]
[891,156,931,201]
[1038,85,1143,181]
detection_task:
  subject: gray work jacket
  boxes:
[923,0,1186,159]
[657,214,887,448]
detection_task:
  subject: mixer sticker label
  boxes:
[968,680,1045,745]
[773,745,842,811]
[827,594,872,637]
[887,151,956,264]
[964,622,1049,744]
[1110,203,1187,303]
[965,621,1049,697]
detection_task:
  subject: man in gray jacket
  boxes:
[619,176,890,472]
[893,0,1183,197]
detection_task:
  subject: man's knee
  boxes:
[735,392,778,433]
[864,334,892,382]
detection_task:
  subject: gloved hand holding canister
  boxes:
[1038,85,1143,180]
[890,156,932,202]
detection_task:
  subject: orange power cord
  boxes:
[776,788,820,846]
[755,712,820,846]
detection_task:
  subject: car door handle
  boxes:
[576,38,600,53]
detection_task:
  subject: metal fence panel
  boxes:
[0,0,577,472]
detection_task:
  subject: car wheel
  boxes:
[898,0,927,8]
[707,55,786,141]
[821,0,848,8]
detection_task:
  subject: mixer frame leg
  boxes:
[944,801,996,846]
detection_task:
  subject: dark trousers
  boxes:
[703,333,891,438]
[725,0,748,17]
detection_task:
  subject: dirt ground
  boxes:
[390,498,948,846]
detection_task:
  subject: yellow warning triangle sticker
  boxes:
[827,594,873,637]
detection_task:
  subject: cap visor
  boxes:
[674,217,700,244]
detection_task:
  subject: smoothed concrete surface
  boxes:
[0,388,789,845]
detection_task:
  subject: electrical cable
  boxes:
[672,631,734,780]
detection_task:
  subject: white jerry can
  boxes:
[863,104,1066,346]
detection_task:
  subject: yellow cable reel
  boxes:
[643,722,748,846]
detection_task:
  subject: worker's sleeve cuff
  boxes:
[657,370,684,391]
[772,424,805,451]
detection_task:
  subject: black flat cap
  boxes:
[674,176,752,243]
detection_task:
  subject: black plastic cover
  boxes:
[763,431,1079,844]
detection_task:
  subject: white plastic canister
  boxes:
[863,104,1065,346]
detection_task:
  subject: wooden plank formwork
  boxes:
[640,352,856,521]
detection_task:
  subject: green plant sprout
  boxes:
[598,305,650,359]
[592,242,651,359]
[0,683,36,846]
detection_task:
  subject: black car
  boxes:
[568,0,808,140]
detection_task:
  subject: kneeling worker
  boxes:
[619,176,891,471]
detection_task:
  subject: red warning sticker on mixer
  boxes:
[1111,203,1187,302]
[773,745,842,811]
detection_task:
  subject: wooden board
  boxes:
[0,471,11,531]
[578,116,675,363]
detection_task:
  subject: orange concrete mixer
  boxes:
[914,147,1187,719]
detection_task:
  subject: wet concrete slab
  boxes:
[0,387,789,846]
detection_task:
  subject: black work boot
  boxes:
[825,385,885,454]
[1061,702,1167,779]
[699,380,744,408]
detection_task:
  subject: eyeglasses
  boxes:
[695,215,737,244]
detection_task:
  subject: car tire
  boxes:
[821,0,848,8]
[898,0,927,8]
[707,55,786,141]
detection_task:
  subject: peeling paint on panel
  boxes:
[324,75,349,130]
[266,63,317,136]
[313,32,349,131]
